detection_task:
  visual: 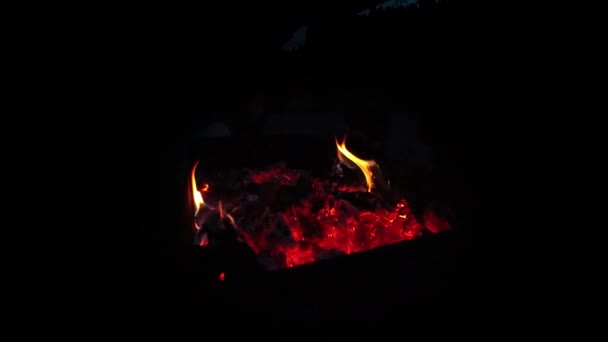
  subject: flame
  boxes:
[335,137,378,192]
[191,161,205,216]
[189,141,449,270]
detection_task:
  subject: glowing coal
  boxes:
[189,137,450,270]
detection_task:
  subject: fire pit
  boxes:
[189,136,450,273]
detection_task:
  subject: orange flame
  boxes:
[335,137,378,192]
[191,161,205,217]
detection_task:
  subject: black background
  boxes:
[94,0,491,329]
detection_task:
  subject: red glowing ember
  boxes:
[190,137,450,270]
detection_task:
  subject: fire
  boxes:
[188,138,450,271]
[191,160,205,219]
[335,137,378,192]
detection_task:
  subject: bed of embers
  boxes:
[190,138,450,271]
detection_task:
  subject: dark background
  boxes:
[115,0,490,327]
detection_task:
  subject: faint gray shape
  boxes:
[201,122,232,138]
[376,0,419,10]
[281,25,309,52]
[357,0,419,16]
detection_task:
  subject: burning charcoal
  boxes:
[189,139,448,270]
[378,221,404,244]
[398,207,409,219]
[279,168,302,186]
[276,241,318,267]
[311,179,324,191]
[374,207,391,220]
[318,215,340,232]
[402,223,424,239]
[338,199,360,217]
[386,210,399,222]
[245,163,302,186]
[352,229,372,251]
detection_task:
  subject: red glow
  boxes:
[219,272,225,281]
[272,195,424,268]
[194,166,433,269]
[247,165,301,185]
[190,140,449,270]
[424,208,450,233]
